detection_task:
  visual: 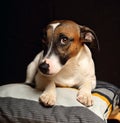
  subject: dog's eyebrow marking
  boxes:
[50,23,60,31]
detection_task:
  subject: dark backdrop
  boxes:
[1,0,120,87]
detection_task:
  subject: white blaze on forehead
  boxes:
[50,22,60,31]
[42,22,60,64]
[41,22,62,74]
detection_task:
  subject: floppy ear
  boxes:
[80,25,100,50]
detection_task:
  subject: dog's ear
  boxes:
[80,25,100,51]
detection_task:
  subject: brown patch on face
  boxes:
[68,38,82,58]
[53,20,83,59]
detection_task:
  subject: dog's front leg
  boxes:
[39,81,56,106]
[77,81,93,107]
[25,51,43,83]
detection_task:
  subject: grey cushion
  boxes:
[0,81,119,123]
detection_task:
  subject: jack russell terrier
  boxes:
[25,20,99,107]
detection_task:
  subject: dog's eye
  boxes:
[60,37,68,45]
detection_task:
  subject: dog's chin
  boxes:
[39,69,59,77]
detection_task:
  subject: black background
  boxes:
[1,0,120,88]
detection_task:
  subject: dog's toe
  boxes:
[39,92,56,106]
[77,91,93,107]
[77,95,87,105]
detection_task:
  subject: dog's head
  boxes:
[39,20,99,75]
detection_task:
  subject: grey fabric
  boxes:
[0,81,119,123]
[0,97,105,123]
[0,83,115,121]
[95,80,120,108]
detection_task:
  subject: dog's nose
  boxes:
[39,61,49,74]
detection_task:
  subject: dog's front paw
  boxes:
[39,91,56,106]
[77,91,93,107]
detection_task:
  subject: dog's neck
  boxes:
[74,44,91,60]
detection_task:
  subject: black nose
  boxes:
[39,61,49,74]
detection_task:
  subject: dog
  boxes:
[25,20,99,107]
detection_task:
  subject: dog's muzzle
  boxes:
[38,52,63,75]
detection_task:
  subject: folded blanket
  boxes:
[0,80,119,123]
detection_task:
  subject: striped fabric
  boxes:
[0,97,105,123]
[0,80,119,123]
[92,81,120,121]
